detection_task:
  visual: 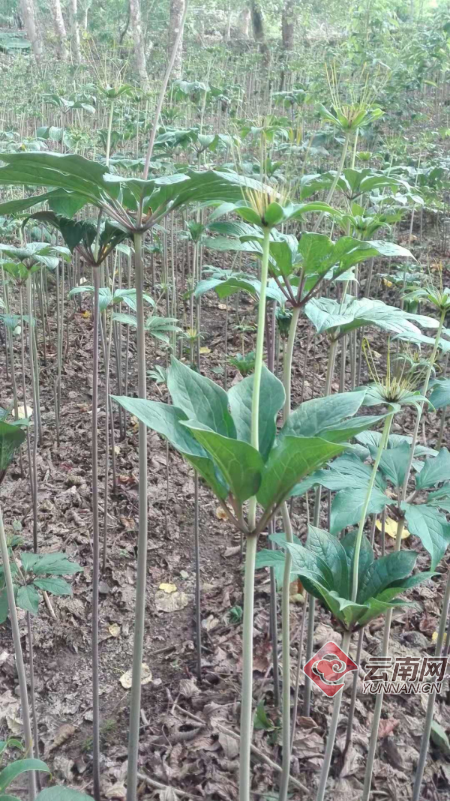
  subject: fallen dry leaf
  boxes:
[108,623,121,638]
[159,582,177,594]
[119,663,152,689]
[155,590,189,612]
[215,506,228,521]
[376,517,410,539]
[378,718,399,739]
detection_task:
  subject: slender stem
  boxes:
[105,100,114,167]
[279,306,301,801]
[239,226,271,801]
[362,311,443,797]
[316,630,351,801]
[0,507,37,800]
[142,1,189,179]
[314,132,350,232]
[91,268,101,801]
[26,276,39,553]
[351,411,394,602]
[400,309,445,503]
[126,232,148,801]
[412,568,450,801]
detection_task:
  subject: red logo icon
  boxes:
[303,641,358,697]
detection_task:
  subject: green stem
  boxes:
[400,308,445,502]
[279,306,301,801]
[0,507,37,800]
[105,100,114,167]
[316,630,352,801]
[412,563,450,800]
[91,268,101,801]
[126,232,148,801]
[351,410,394,602]
[363,315,445,799]
[314,132,350,232]
[239,225,271,801]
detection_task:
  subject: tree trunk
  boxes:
[282,0,295,50]
[238,7,250,38]
[168,0,185,80]
[19,0,42,60]
[130,0,148,88]
[69,0,81,63]
[50,0,68,60]
[250,0,265,45]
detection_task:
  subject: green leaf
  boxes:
[182,422,264,502]
[111,397,205,457]
[305,526,349,597]
[168,358,236,438]
[330,487,394,534]
[357,551,417,603]
[281,390,365,439]
[0,759,49,793]
[255,549,287,588]
[16,585,40,615]
[257,436,344,510]
[429,379,450,411]
[416,448,450,490]
[0,794,22,801]
[379,442,411,487]
[403,503,450,568]
[0,589,8,624]
[31,553,82,576]
[0,421,26,475]
[430,721,450,756]
[33,578,72,596]
[341,531,374,587]
[228,366,285,461]
[36,789,95,801]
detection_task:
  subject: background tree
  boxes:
[19,0,42,59]
[130,0,148,87]
[169,0,185,79]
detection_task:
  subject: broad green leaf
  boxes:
[305,526,349,596]
[184,454,229,500]
[255,549,289,588]
[430,721,450,756]
[31,553,82,576]
[111,312,137,327]
[168,358,236,438]
[341,531,374,589]
[0,421,26,475]
[257,436,344,510]
[403,503,450,568]
[16,585,40,615]
[429,379,450,411]
[416,448,450,490]
[0,590,8,624]
[281,390,365,439]
[111,397,205,457]
[357,551,417,603]
[182,422,264,502]
[228,366,285,461]
[330,487,394,534]
[0,793,21,801]
[36,789,95,801]
[0,759,49,793]
[33,578,72,596]
[379,442,411,487]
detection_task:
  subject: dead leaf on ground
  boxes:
[108,623,121,638]
[155,590,189,612]
[378,718,400,739]
[119,663,152,689]
[218,730,239,760]
[159,582,177,594]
